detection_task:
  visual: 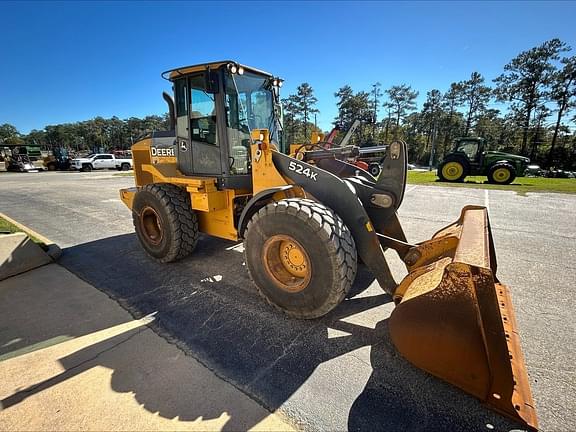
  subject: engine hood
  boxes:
[485,151,530,164]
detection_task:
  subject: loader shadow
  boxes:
[1,325,272,430]
[51,233,520,432]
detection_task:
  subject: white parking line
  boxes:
[484,189,490,209]
[405,185,418,194]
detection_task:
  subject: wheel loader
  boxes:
[120,61,538,431]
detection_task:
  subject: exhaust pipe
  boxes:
[162,92,176,131]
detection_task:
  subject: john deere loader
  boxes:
[120,61,537,430]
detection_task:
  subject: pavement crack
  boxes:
[199,310,218,328]
[245,323,322,389]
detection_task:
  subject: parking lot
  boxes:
[1,170,575,431]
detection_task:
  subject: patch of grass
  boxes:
[407,170,576,195]
[0,216,47,248]
[113,172,134,177]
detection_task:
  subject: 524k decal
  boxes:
[288,161,318,181]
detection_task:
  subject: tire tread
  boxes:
[134,183,199,263]
[245,198,357,319]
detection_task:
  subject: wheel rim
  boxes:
[140,206,163,245]
[493,167,511,183]
[262,234,311,293]
[442,162,464,180]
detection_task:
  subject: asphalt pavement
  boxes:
[0,263,294,431]
[1,170,575,431]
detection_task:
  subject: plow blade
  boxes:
[389,206,538,431]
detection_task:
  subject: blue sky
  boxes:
[1,1,575,133]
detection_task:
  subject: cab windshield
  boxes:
[225,71,280,174]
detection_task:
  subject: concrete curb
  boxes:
[0,211,62,261]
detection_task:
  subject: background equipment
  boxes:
[120,61,538,431]
[438,137,530,184]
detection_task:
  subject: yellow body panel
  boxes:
[250,130,290,195]
[191,189,228,212]
[122,129,298,241]
[122,138,240,240]
[119,187,137,210]
[197,189,241,241]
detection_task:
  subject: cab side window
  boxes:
[189,75,218,146]
[457,141,479,160]
[175,78,188,137]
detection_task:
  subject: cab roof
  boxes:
[161,60,273,81]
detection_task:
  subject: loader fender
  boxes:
[272,151,398,293]
[238,185,295,238]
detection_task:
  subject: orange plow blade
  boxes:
[389,206,538,430]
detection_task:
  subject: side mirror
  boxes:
[205,70,219,94]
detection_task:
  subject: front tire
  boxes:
[488,163,516,184]
[81,164,92,172]
[244,198,357,319]
[132,183,198,263]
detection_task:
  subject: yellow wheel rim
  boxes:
[140,206,163,246]
[492,167,511,183]
[442,161,464,181]
[262,235,311,293]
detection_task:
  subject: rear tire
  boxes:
[244,198,357,319]
[487,163,516,185]
[132,183,198,263]
[438,158,468,182]
[121,163,130,171]
[47,163,56,171]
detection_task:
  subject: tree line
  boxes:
[1,38,575,169]
[282,38,576,169]
[0,115,170,153]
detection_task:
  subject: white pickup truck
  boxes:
[72,153,133,172]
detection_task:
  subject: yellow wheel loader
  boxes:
[120,61,538,431]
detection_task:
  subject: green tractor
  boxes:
[437,137,529,184]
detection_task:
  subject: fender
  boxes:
[491,159,515,167]
[272,151,398,293]
[237,185,295,238]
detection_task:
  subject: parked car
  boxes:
[546,169,575,179]
[525,164,545,177]
[71,153,132,172]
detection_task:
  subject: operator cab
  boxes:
[163,61,283,189]
[453,137,484,163]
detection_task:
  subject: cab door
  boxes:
[189,74,222,175]
[174,73,222,176]
[92,155,109,169]
[102,155,115,168]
